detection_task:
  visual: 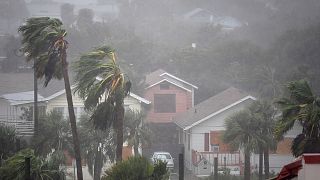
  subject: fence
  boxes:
[0,119,34,136]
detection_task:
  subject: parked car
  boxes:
[151,151,174,169]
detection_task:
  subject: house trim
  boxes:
[159,72,198,89]
[146,79,192,92]
[183,95,256,130]
[45,87,151,105]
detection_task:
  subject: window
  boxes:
[154,94,176,113]
[53,107,64,114]
[160,82,170,90]
[211,144,220,153]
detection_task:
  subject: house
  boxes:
[0,87,150,134]
[182,8,242,30]
[144,69,198,123]
[174,87,300,176]
[272,154,320,180]
[174,87,256,175]
[0,91,46,136]
[143,69,198,164]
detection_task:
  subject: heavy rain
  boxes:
[0,0,320,180]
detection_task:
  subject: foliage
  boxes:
[18,17,66,86]
[19,16,83,179]
[223,110,261,151]
[78,115,115,178]
[74,46,131,161]
[151,160,170,180]
[101,156,169,180]
[31,110,72,157]
[124,109,152,155]
[0,125,17,160]
[275,80,320,157]
[0,149,66,180]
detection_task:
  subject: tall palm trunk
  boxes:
[244,147,251,180]
[134,139,139,156]
[61,49,83,180]
[33,61,38,137]
[264,147,270,179]
[115,96,124,162]
[94,143,102,180]
[258,144,263,180]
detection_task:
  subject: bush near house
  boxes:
[102,156,169,180]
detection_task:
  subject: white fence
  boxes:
[0,119,34,136]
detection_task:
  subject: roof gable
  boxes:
[174,87,256,130]
[145,69,198,91]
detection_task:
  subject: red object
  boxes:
[274,154,320,180]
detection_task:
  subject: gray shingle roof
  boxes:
[173,87,255,130]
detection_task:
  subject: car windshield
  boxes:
[155,154,171,159]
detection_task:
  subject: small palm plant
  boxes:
[74,46,131,162]
[19,17,83,179]
[223,110,261,180]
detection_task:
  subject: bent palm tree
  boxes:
[19,17,83,179]
[74,46,131,162]
[223,110,261,180]
[275,80,320,157]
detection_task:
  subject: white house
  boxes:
[174,87,256,175]
[174,87,300,176]
[0,88,150,136]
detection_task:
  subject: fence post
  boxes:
[214,157,218,180]
[179,146,184,180]
[25,157,31,180]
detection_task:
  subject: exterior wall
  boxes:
[276,138,293,154]
[46,92,142,120]
[210,131,230,153]
[184,99,254,170]
[0,99,16,121]
[251,154,295,173]
[299,163,320,180]
[145,84,192,123]
[46,92,85,120]
[191,99,254,151]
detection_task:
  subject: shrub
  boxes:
[0,149,66,180]
[102,156,169,180]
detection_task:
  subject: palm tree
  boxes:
[18,17,83,179]
[275,79,320,157]
[223,110,261,180]
[78,115,115,180]
[124,109,151,156]
[74,46,131,162]
[249,101,277,179]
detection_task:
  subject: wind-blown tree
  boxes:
[249,101,277,179]
[275,80,320,157]
[223,110,261,180]
[32,110,72,157]
[124,109,151,156]
[74,46,131,162]
[18,17,83,179]
[78,115,115,180]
